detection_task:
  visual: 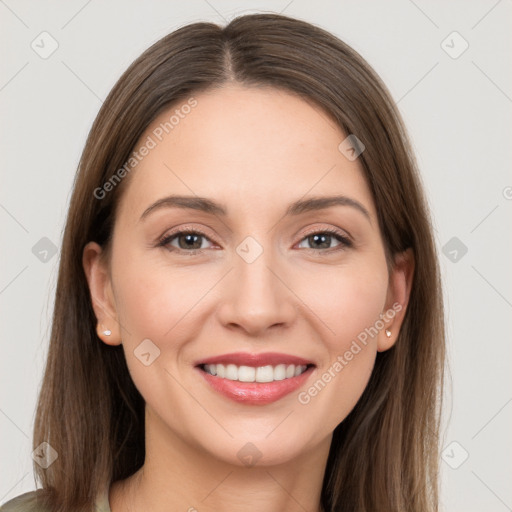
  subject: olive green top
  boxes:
[0,487,111,512]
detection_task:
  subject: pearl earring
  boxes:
[101,326,112,336]
[385,329,391,338]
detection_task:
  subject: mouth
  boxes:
[195,352,316,405]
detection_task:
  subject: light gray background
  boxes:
[1,1,511,510]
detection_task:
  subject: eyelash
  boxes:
[157,226,353,255]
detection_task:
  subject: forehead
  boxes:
[116,84,376,224]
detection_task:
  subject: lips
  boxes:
[195,352,316,405]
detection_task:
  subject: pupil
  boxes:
[180,234,200,249]
[311,234,330,249]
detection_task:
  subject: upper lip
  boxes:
[196,352,315,367]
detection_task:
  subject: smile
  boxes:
[195,352,316,405]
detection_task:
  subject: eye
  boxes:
[296,228,353,252]
[158,229,215,254]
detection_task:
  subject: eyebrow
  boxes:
[139,194,372,223]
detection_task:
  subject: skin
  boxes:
[83,84,414,512]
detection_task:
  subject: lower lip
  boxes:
[196,366,314,405]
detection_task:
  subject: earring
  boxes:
[101,325,112,336]
[385,329,391,338]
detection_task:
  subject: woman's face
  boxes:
[84,84,412,467]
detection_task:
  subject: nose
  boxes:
[216,240,297,336]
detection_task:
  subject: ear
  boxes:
[82,241,122,346]
[377,247,415,352]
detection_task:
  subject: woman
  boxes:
[1,12,445,512]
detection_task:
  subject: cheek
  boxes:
[110,255,202,408]
[295,262,387,421]
[298,260,388,351]
[112,254,205,342]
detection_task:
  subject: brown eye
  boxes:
[158,230,214,253]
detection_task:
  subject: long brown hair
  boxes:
[32,13,445,512]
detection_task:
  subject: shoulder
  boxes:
[0,490,51,512]
[1,488,110,512]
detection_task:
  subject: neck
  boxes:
[110,407,331,512]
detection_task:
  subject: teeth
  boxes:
[204,364,216,376]
[225,364,238,380]
[238,365,256,382]
[203,363,308,382]
[274,364,286,381]
[256,365,274,383]
[216,364,225,378]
